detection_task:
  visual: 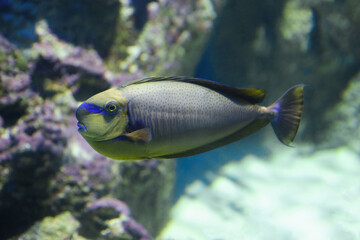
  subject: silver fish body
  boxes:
[122,81,261,157]
[76,77,304,160]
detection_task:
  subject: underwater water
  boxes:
[1,0,360,240]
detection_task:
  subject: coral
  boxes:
[1,0,216,76]
[0,36,70,238]
[79,197,152,239]
[0,33,135,239]
[31,20,110,101]
[0,31,164,238]
[50,155,114,217]
[18,205,152,239]
[29,20,143,102]
[122,218,152,240]
[0,97,71,239]
[85,197,131,216]
[0,36,31,130]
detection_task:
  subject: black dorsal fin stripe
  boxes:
[119,76,266,104]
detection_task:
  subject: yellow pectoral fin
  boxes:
[125,128,152,143]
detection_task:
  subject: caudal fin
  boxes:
[269,85,304,146]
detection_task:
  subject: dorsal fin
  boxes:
[119,76,266,104]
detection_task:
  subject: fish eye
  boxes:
[105,101,120,114]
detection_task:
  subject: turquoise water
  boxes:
[175,132,267,201]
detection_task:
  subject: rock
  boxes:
[279,0,313,52]
[79,197,152,239]
[116,0,217,76]
[0,0,38,47]
[159,146,360,239]
[0,36,71,239]
[324,71,360,150]
[18,211,86,240]
[200,0,360,143]
[112,159,175,236]
[0,0,220,238]
[0,26,153,240]
[31,20,112,101]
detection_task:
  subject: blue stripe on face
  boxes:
[78,102,107,115]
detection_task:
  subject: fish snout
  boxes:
[76,105,87,121]
[76,104,90,132]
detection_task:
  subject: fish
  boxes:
[76,77,304,160]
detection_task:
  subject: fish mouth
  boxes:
[77,122,87,132]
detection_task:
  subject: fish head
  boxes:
[76,88,129,141]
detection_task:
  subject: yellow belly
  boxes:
[87,139,150,160]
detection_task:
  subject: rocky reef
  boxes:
[199,0,360,145]
[0,0,216,239]
[18,212,84,240]
[158,1,360,238]
[18,199,152,240]
[324,71,360,151]
[0,29,156,240]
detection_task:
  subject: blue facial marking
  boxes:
[76,102,124,132]
[78,102,107,114]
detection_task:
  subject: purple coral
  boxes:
[86,197,131,216]
[123,218,152,240]
[79,197,153,239]
[61,154,111,187]
[83,198,152,239]
[0,133,12,162]
[0,35,75,238]
[1,73,31,93]
[0,100,67,238]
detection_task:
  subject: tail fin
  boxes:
[269,85,305,146]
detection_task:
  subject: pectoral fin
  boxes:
[125,128,152,143]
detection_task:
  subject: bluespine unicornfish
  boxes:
[76,77,304,160]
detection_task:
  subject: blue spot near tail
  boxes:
[272,102,281,122]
